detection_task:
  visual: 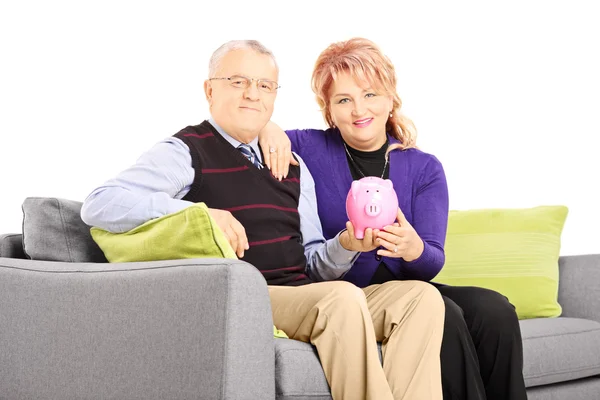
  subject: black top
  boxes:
[344,139,390,180]
[343,140,396,285]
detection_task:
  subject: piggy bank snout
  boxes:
[364,202,382,217]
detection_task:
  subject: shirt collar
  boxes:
[208,118,262,162]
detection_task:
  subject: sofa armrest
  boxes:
[0,233,26,259]
[558,254,600,322]
[0,257,275,400]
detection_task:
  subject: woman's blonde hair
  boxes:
[311,38,417,151]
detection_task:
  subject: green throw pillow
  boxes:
[90,202,237,262]
[432,205,568,320]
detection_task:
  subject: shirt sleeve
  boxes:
[384,156,449,281]
[80,137,195,233]
[296,153,360,281]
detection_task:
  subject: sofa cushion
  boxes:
[274,339,330,400]
[22,197,107,263]
[526,376,600,400]
[274,339,384,400]
[274,317,600,398]
[90,203,236,263]
[520,317,600,387]
[433,206,568,319]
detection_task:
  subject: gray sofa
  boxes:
[1,201,600,399]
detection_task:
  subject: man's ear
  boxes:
[204,80,213,105]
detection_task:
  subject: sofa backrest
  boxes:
[557,254,600,322]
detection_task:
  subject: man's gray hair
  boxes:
[208,40,278,77]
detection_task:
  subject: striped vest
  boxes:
[174,121,311,286]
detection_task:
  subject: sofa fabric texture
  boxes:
[0,258,275,400]
[520,317,600,387]
[2,199,599,400]
[21,197,107,263]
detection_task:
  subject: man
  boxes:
[81,40,444,400]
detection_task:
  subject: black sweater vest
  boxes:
[174,121,311,286]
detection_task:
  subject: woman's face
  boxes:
[328,71,393,151]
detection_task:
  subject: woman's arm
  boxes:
[380,156,449,281]
[258,121,299,180]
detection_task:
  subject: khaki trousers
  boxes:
[269,280,444,400]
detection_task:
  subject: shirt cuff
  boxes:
[165,199,196,215]
[404,240,432,265]
[401,241,442,280]
[327,231,360,264]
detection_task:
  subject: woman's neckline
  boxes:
[343,137,389,161]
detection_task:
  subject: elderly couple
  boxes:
[81,39,527,400]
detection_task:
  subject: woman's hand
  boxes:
[258,121,299,180]
[375,208,424,261]
[339,221,380,252]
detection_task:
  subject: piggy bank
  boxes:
[346,177,399,239]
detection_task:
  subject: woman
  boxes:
[259,38,527,400]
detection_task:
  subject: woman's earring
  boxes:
[389,112,393,118]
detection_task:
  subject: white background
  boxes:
[1,0,598,255]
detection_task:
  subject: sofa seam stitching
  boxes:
[275,348,317,358]
[0,262,237,273]
[55,199,74,262]
[220,265,231,399]
[527,364,600,379]
[21,202,31,259]
[522,327,600,340]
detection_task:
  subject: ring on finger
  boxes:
[269,147,277,153]
[393,246,398,253]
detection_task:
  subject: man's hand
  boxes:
[258,121,299,180]
[208,208,248,258]
[339,221,379,252]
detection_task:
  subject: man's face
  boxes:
[204,49,279,143]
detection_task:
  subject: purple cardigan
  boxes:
[288,128,449,288]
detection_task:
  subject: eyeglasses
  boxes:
[209,75,280,93]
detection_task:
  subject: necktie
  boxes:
[237,144,263,169]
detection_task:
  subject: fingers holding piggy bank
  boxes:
[346,177,399,239]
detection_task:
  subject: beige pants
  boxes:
[269,280,444,400]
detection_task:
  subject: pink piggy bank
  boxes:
[346,177,399,239]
